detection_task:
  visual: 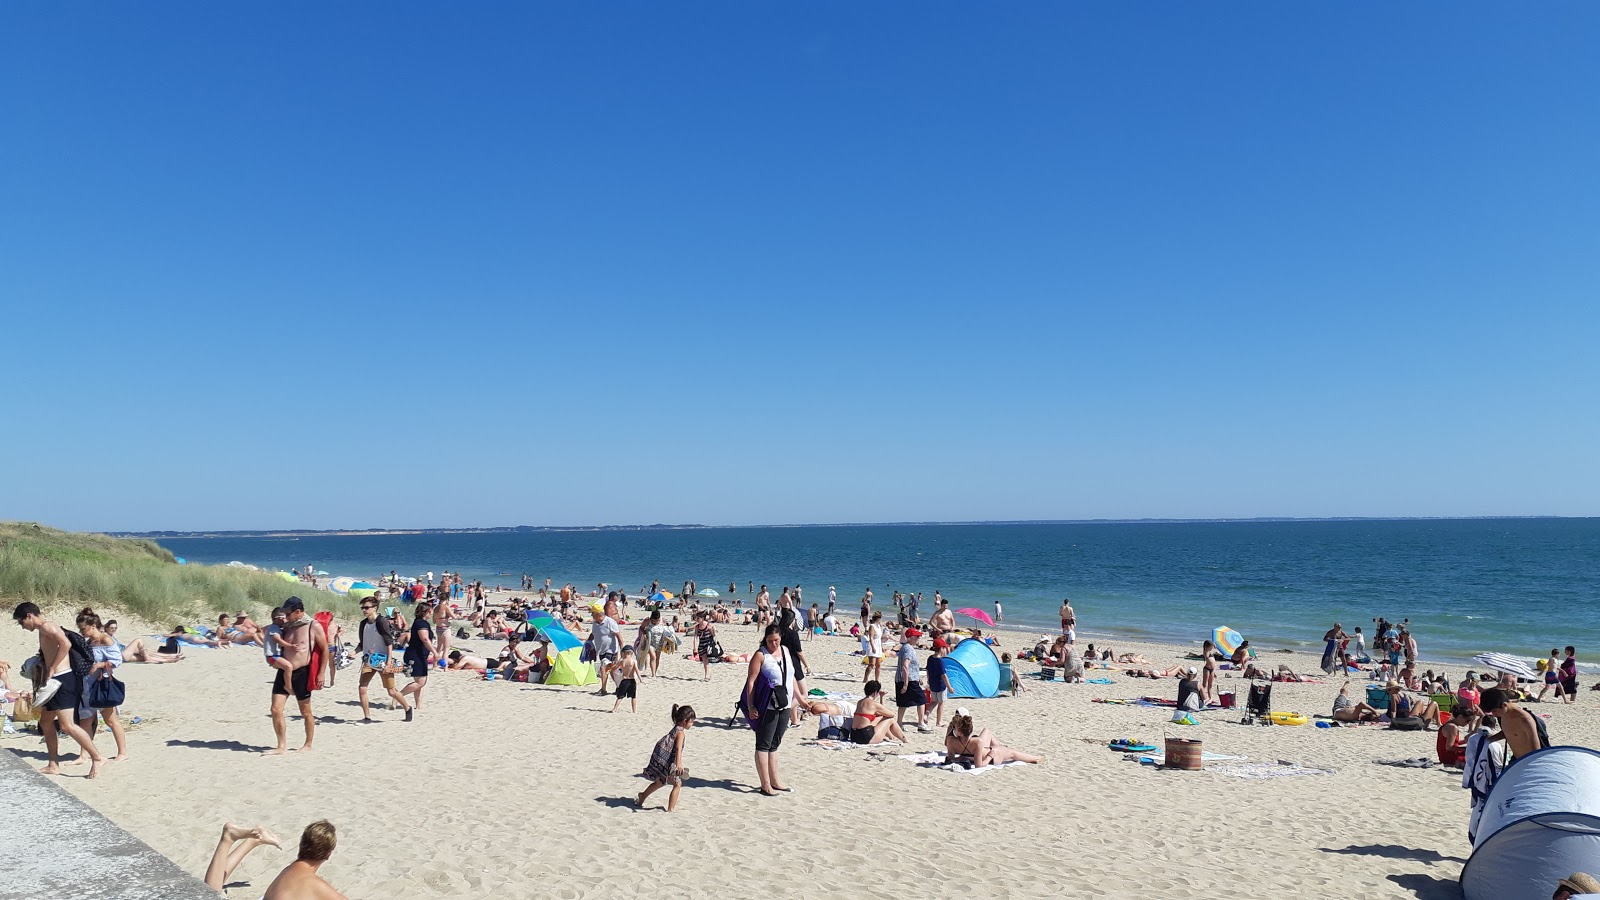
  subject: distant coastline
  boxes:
[109,515,1582,540]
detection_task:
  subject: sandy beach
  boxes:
[3,598,1589,899]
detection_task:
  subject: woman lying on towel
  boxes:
[943,714,1041,767]
[446,651,490,673]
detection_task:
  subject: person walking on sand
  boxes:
[263,820,347,899]
[399,600,436,719]
[863,612,886,685]
[13,602,106,778]
[267,597,328,755]
[612,647,640,713]
[76,609,129,761]
[637,704,696,812]
[355,597,409,721]
[1059,599,1076,643]
[895,629,930,734]
[1560,646,1580,703]
[1537,648,1566,703]
[589,604,622,695]
[994,599,1002,623]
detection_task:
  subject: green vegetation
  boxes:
[0,522,350,624]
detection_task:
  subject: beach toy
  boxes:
[1269,711,1308,726]
[1461,746,1600,899]
[1109,739,1157,752]
[485,669,495,682]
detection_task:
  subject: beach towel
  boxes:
[1320,639,1339,674]
[1087,677,1114,684]
[808,739,901,751]
[897,751,1030,775]
[1135,751,1245,766]
[1372,757,1437,769]
[309,612,331,691]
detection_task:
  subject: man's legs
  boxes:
[202,822,281,891]
[297,697,315,750]
[47,708,104,777]
[39,713,61,773]
[267,693,288,755]
[358,670,374,719]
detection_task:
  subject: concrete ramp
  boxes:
[0,749,216,899]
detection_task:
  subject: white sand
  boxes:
[3,601,1590,899]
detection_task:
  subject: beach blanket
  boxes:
[1135,751,1245,766]
[1372,757,1438,769]
[1207,762,1334,779]
[807,739,902,751]
[897,751,1030,775]
[1087,677,1114,685]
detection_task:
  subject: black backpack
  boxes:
[66,630,95,678]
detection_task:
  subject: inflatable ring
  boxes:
[1269,711,1309,727]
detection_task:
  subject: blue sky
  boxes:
[3,3,1597,531]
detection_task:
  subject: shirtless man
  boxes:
[267,597,328,756]
[1059,599,1076,640]
[262,820,347,899]
[1479,688,1545,760]
[12,603,105,777]
[930,599,955,639]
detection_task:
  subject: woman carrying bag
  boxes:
[743,624,802,797]
[77,608,129,761]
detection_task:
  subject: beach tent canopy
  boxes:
[525,614,582,654]
[544,648,597,687]
[1461,747,1600,900]
[943,638,1001,699]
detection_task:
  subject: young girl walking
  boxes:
[637,704,695,812]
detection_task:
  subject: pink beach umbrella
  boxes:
[955,607,996,628]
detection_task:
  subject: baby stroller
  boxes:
[1244,681,1272,725]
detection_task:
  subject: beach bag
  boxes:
[87,674,126,709]
[580,637,596,663]
[1390,716,1424,731]
[65,630,95,678]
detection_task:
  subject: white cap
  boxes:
[955,706,971,717]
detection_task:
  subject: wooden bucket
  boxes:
[1164,737,1202,770]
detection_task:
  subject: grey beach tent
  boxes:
[1460,746,1600,900]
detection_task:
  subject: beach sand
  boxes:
[3,600,1589,899]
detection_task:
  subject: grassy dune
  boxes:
[0,522,348,624]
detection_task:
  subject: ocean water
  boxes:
[158,519,1600,665]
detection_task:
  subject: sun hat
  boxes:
[1559,873,1600,894]
[1386,679,1402,690]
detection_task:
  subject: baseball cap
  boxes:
[1186,666,1197,676]
[932,638,948,650]
[283,596,305,612]
[905,628,922,639]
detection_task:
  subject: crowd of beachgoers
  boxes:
[4,567,1596,898]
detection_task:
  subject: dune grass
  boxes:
[0,521,353,625]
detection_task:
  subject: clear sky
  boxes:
[3,3,1598,531]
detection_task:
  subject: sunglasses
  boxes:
[361,604,376,610]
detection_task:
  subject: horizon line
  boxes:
[102,513,1596,538]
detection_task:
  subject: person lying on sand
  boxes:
[1125,665,1189,679]
[446,651,489,673]
[203,822,283,892]
[1273,665,1310,683]
[943,713,1041,766]
[105,621,184,663]
[168,625,220,648]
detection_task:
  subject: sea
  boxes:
[158,518,1600,668]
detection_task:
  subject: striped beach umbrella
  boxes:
[1473,652,1538,682]
[1212,626,1243,657]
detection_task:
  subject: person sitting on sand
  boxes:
[446,650,489,673]
[1331,681,1381,722]
[943,713,1041,767]
[262,820,347,899]
[1384,680,1443,728]
[1229,641,1252,669]
[498,634,546,682]
[1060,643,1084,683]
[477,610,508,639]
[203,822,284,892]
[804,698,856,740]
[1436,706,1476,766]
[850,681,908,745]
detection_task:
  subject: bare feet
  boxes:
[253,826,283,849]
[295,745,314,753]
[222,821,252,842]
[87,759,103,779]
[262,748,288,757]
[634,792,646,808]
[38,764,60,776]
[111,754,130,762]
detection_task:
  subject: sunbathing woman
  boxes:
[1126,665,1188,679]
[850,681,907,745]
[1331,682,1381,722]
[105,621,184,663]
[943,714,1041,766]
[1116,652,1152,666]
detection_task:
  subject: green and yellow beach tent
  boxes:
[526,612,596,687]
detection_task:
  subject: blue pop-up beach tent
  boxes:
[944,638,1001,698]
[1461,746,1600,900]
